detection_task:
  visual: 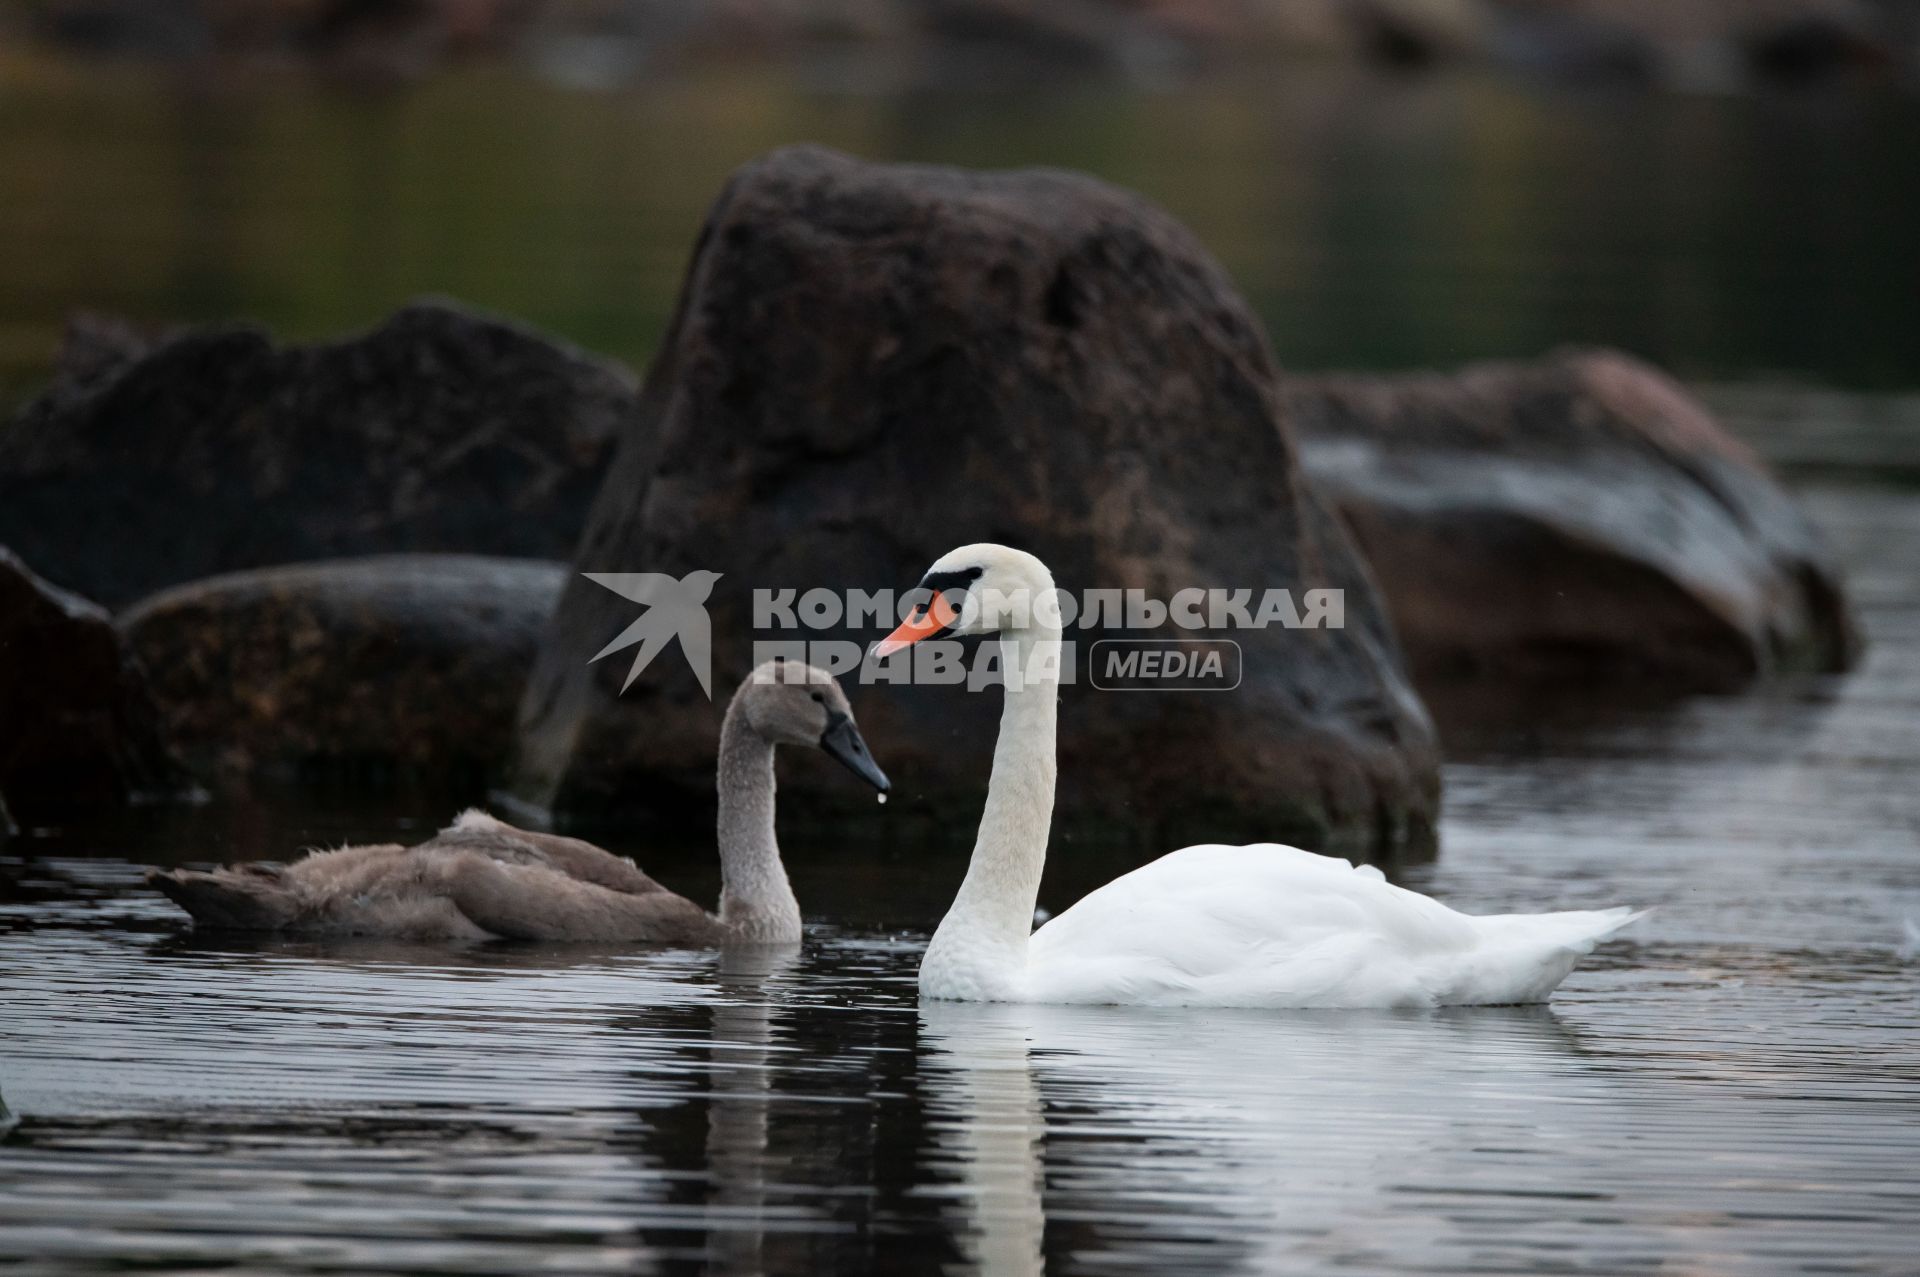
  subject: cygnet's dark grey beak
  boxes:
[820,711,890,793]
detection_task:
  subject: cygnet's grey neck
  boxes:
[715,694,802,943]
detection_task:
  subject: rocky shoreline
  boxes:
[0,148,1857,855]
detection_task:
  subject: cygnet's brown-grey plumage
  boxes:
[148,661,889,944]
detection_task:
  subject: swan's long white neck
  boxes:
[715,696,803,943]
[920,616,1062,1000]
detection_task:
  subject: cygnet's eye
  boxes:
[810,692,824,703]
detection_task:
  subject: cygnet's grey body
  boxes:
[148,661,888,944]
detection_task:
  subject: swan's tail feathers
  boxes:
[1524,905,1648,953]
[147,866,299,931]
[1478,904,1647,956]
[1579,905,1649,947]
[1452,905,1646,1006]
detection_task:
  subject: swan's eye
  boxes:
[810,692,824,703]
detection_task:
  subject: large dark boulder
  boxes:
[0,546,193,818]
[509,145,1439,858]
[0,301,633,607]
[1288,350,1859,697]
[120,555,568,783]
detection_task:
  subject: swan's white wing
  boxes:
[1025,844,1635,1008]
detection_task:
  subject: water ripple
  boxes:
[2,489,1918,1274]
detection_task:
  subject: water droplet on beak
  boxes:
[877,793,888,805]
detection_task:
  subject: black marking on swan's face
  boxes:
[908,565,983,637]
[919,565,984,598]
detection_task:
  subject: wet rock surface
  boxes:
[0,547,192,819]
[1289,350,1859,696]
[0,301,633,607]
[120,555,568,784]
[510,144,1440,857]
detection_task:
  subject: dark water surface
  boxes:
[3,480,1918,1274]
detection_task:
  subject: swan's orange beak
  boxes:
[872,591,959,658]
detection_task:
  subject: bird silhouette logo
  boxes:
[584,570,723,699]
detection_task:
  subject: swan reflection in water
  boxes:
[130,934,813,1274]
[700,944,803,1276]
[917,1000,1608,1276]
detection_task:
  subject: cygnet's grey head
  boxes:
[737,658,889,793]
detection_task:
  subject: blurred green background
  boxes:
[3,7,1918,410]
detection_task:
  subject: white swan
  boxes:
[873,544,1642,1007]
